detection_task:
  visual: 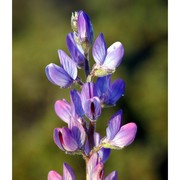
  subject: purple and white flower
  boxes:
[92,33,124,76]
[53,119,86,152]
[81,82,101,121]
[55,89,84,124]
[102,110,137,149]
[45,50,77,88]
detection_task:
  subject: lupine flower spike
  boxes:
[46,10,137,180]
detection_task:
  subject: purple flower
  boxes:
[92,33,124,76]
[48,163,75,180]
[96,75,125,106]
[81,82,101,121]
[54,120,86,152]
[77,11,94,47]
[55,90,84,124]
[45,50,77,88]
[102,110,137,149]
[66,32,85,67]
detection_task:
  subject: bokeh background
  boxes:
[13,0,167,179]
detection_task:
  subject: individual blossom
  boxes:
[102,110,137,149]
[92,33,124,76]
[81,82,101,121]
[96,75,125,106]
[54,89,84,124]
[53,119,86,152]
[45,50,77,88]
[66,32,85,67]
[48,163,75,180]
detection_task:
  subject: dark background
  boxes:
[13,0,167,179]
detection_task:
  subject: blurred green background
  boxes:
[13,0,167,179]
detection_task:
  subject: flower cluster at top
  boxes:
[46,10,137,180]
